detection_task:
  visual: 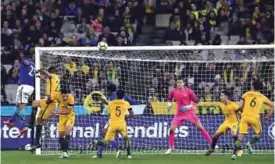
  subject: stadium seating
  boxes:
[1,0,274,105]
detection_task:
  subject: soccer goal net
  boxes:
[35,45,274,155]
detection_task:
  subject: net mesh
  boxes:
[37,47,274,155]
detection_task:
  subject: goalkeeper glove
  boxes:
[167,102,172,111]
[181,105,193,112]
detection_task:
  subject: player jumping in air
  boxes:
[205,90,240,156]
[166,79,212,154]
[31,67,60,151]
[50,89,75,159]
[3,54,35,137]
[231,80,274,160]
[91,90,134,159]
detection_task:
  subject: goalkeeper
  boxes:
[83,88,108,115]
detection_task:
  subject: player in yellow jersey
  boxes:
[91,90,134,159]
[51,88,75,159]
[232,80,274,160]
[31,67,60,151]
[205,90,240,156]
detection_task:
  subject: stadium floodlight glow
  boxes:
[35,45,274,155]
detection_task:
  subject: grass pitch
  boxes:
[1,151,274,164]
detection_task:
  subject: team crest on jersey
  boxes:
[268,122,275,140]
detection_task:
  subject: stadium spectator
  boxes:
[98,26,116,45]
[7,59,20,84]
[237,36,249,44]
[1,65,8,104]
[212,34,222,45]
[65,2,78,16]
[223,64,234,88]
[1,0,274,107]
[106,61,117,84]
[64,58,77,74]
[77,19,90,34]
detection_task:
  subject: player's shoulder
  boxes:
[242,91,251,98]
[51,73,58,78]
[122,99,131,106]
[69,93,75,99]
[229,101,239,108]
[52,92,61,98]
[110,99,130,105]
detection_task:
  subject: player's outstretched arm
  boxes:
[127,108,134,118]
[167,90,174,111]
[36,68,52,79]
[23,59,30,65]
[237,99,245,112]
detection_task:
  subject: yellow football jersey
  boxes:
[46,74,60,96]
[108,99,131,125]
[52,92,75,116]
[241,91,271,119]
[220,101,239,122]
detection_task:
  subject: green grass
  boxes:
[1,151,274,164]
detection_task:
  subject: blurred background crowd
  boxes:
[1,0,274,113]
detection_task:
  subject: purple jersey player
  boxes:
[3,55,35,137]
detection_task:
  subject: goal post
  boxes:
[35,45,275,155]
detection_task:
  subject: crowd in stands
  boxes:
[1,0,274,110]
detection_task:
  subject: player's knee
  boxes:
[195,123,204,130]
[36,118,43,125]
[254,134,261,138]
[18,104,26,110]
[65,126,73,135]
[58,131,65,137]
[123,137,130,146]
[32,100,39,107]
[65,135,70,142]
[212,134,219,139]
[169,126,176,133]
[123,136,129,141]
[102,129,107,136]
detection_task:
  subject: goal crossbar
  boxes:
[35,45,275,52]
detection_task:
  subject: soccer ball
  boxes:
[25,144,32,151]
[97,41,108,51]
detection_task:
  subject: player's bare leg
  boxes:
[205,132,222,156]
[166,125,177,154]
[195,120,212,144]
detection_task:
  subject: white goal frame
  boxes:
[34,45,275,155]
